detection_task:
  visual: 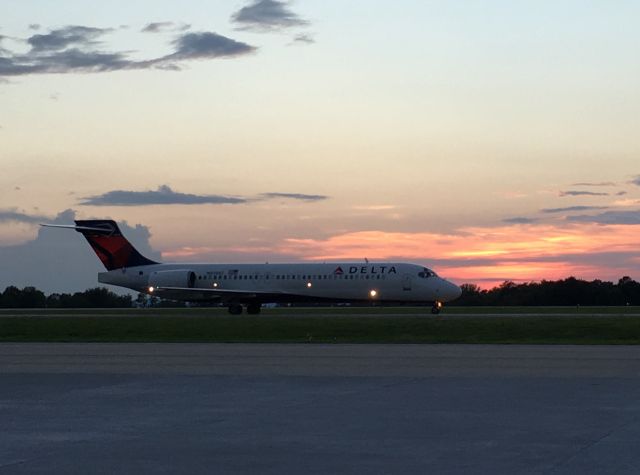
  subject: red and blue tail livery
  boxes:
[42,219,158,271]
[73,220,159,270]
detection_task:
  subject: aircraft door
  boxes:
[402,274,412,291]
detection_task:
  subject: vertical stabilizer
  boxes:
[73,220,159,270]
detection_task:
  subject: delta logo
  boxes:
[334,265,397,275]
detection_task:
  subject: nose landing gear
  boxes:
[431,301,443,315]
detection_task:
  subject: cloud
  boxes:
[78,185,331,207]
[352,205,396,211]
[616,191,627,196]
[571,182,616,187]
[141,22,190,33]
[0,35,11,55]
[261,192,328,202]
[27,26,110,52]
[613,199,640,207]
[231,0,309,31]
[80,185,247,206]
[0,209,161,293]
[168,32,256,61]
[541,206,608,214]
[291,34,315,45]
[0,26,256,78]
[271,223,640,288]
[567,210,640,225]
[559,190,609,197]
[631,176,640,186]
[502,217,537,224]
[0,209,51,224]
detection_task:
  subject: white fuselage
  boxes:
[99,262,462,304]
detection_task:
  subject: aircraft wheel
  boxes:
[228,304,243,315]
[247,303,261,315]
[431,302,442,315]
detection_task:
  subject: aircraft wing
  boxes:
[154,286,285,300]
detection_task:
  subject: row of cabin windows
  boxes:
[196,274,387,281]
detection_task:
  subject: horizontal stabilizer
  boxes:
[40,223,116,234]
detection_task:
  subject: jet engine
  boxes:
[148,270,197,289]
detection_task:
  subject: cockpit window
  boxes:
[418,268,437,278]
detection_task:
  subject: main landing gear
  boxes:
[228,304,243,315]
[431,301,443,315]
[227,303,262,315]
[247,303,261,315]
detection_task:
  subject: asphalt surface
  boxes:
[2,344,640,474]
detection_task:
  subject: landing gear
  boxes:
[431,301,443,315]
[228,303,243,315]
[247,303,261,315]
[227,303,261,315]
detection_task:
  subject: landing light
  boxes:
[369,289,378,298]
[213,282,218,288]
[307,282,312,288]
[148,286,154,293]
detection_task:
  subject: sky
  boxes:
[1,0,640,292]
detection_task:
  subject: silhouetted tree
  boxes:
[2,277,640,308]
[1,286,131,308]
[449,276,640,306]
[1,286,46,308]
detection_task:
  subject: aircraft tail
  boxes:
[42,219,159,270]
[74,220,159,270]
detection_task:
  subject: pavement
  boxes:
[1,343,640,474]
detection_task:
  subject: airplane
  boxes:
[43,219,462,314]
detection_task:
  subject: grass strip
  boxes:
[1,316,640,344]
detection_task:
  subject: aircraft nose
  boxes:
[441,280,462,302]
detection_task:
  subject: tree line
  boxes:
[0,286,132,308]
[451,276,640,306]
[1,276,639,308]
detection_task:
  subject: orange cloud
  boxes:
[275,223,640,287]
[161,223,640,289]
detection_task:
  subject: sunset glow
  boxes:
[1,1,639,293]
[158,222,640,289]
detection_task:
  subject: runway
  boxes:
[2,344,640,474]
[1,309,640,319]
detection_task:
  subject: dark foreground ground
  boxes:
[1,343,640,474]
